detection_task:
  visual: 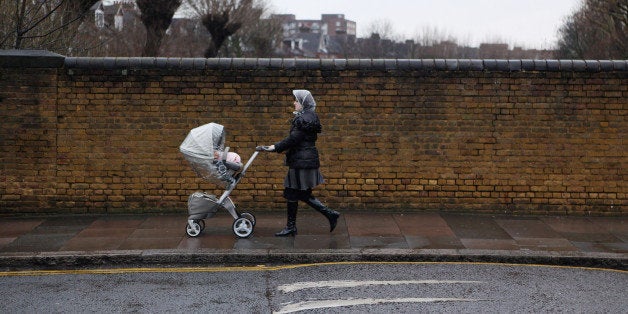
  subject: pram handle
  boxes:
[239,150,259,177]
[216,150,259,213]
[256,145,273,152]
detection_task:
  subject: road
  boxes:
[1,262,626,313]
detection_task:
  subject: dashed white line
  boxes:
[277,279,484,293]
[274,297,487,314]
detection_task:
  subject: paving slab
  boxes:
[0,219,44,237]
[514,238,578,252]
[345,213,402,237]
[442,214,513,239]
[394,213,455,237]
[495,219,562,238]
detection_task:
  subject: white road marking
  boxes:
[274,297,487,314]
[277,279,484,293]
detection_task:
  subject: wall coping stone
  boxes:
[0,49,65,68]
[1,51,627,72]
[63,57,628,72]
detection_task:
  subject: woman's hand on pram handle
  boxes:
[256,145,275,152]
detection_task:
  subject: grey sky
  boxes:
[268,0,583,49]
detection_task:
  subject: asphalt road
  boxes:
[1,262,626,313]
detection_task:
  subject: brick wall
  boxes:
[1,52,626,215]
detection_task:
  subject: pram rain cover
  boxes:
[180,122,229,185]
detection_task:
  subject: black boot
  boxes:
[304,197,340,232]
[275,201,298,236]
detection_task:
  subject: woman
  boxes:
[260,90,340,236]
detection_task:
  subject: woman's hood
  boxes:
[293,89,316,112]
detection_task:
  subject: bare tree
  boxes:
[159,19,210,57]
[0,0,93,53]
[411,26,462,58]
[413,26,451,47]
[63,0,94,22]
[557,0,627,59]
[136,0,182,57]
[363,18,399,41]
[185,0,265,57]
[221,10,282,57]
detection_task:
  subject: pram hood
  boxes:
[180,122,225,160]
[180,123,230,184]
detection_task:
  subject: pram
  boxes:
[179,122,259,238]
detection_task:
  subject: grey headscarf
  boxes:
[293,89,316,113]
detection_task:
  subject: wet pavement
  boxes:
[0,211,626,269]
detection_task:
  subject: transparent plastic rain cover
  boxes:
[179,122,228,184]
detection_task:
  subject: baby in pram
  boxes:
[215,150,243,184]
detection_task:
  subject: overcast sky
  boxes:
[268,0,583,49]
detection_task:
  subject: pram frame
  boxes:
[186,150,260,237]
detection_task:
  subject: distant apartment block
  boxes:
[274,14,356,37]
[272,14,356,58]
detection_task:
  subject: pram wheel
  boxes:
[240,212,256,226]
[186,220,203,237]
[197,219,206,231]
[232,217,254,238]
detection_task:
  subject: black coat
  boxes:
[274,110,322,169]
